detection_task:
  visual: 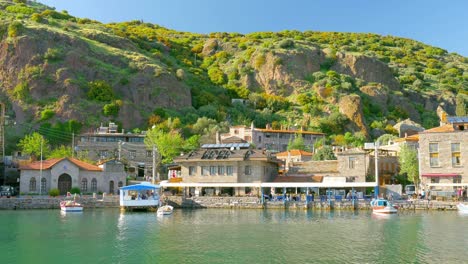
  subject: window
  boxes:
[129,150,136,159]
[226,166,233,176]
[452,143,461,166]
[245,165,251,175]
[146,150,153,158]
[218,166,225,175]
[189,166,196,176]
[29,177,36,192]
[349,157,356,169]
[210,166,217,175]
[258,136,262,143]
[118,181,123,188]
[201,166,209,176]
[99,150,108,159]
[41,178,47,193]
[429,143,439,167]
[453,176,461,184]
[81,178,88,192]
[234,129,239,134]
[91,178,97,192]
[430,177,439,184]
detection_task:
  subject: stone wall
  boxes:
[165,196,461,211]
[0,196,119,210]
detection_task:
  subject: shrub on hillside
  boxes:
[278,39,294,49]
[40,109,55,121]
[6,4,34,15]
[87,80,115,102]
[8,21,23,37]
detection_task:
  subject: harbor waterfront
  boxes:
[0,196,464,211]
[1,208,467,263]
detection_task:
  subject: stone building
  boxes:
[218,123,324,153]
[419,117,468,192]
[287,149,398,185]
[19,158,126,195]
[173,143,278,196]
[76,122,155,178]
[276,149,313,171]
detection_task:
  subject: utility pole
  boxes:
[0,103,4,185]
[71,132,74,158]
[39,137,43,196]
[374,141,379,198]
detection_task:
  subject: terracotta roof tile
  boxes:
[20,158,102,171]
[257,128,324,135]
[421,124,455,133]
[276,149,313,157]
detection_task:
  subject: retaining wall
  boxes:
[0,196,120,210]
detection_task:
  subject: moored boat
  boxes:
[157,205,173,216]
[60,200,83,212]
[456,203,468,214]
[370,198,397,214]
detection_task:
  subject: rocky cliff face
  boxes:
[0,25,191,128]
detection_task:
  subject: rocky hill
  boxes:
[0,1,466,148]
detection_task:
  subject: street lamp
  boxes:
[152,144,157,184]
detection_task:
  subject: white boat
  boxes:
[157,205,173,216]
[60,200,83,212]
[370,198,398,214]
[457,203,468,213]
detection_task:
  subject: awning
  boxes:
[120,182,160,190]
[421,173,460,177]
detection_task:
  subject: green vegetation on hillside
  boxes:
[0,1,466,153]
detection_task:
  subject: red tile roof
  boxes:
[20,158,102,171]
[421,124,455,133]
[257,128,324,135]
[276,149,314,157]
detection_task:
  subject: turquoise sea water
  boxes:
[0,209,467,264]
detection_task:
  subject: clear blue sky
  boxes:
[39,0,468,56]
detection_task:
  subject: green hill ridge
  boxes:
[0,1,466,150]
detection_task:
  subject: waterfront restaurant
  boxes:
[166,144,378,199]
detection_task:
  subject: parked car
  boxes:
[0,186,17,197]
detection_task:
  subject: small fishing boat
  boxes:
[60,200,83,212]
[456,203,468,214]
[157,205,173,216]
[370,198,397,214]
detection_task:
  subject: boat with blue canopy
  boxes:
[119,182,160,211]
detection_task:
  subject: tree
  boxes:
[287,134,308,151]
[377,134,398,146]
[455,94,467,116]
[398,144,419,187]
[312,146,336,161]
[17,132,51,159]
[144,128,185,181]
[48,145,73,159]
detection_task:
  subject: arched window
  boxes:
[29,177,36,192]
[81,178,88,192]
[118,181,123,188]
[41,178,47,193]
[91,178,97,192]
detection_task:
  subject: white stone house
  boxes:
[19,158,126,195]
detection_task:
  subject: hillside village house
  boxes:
[218,123,325,153]
[170,143,279,196]
[19,158,126,195]
[419,117,468,194]
[76,122,155,179]
[275,149,313,172]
